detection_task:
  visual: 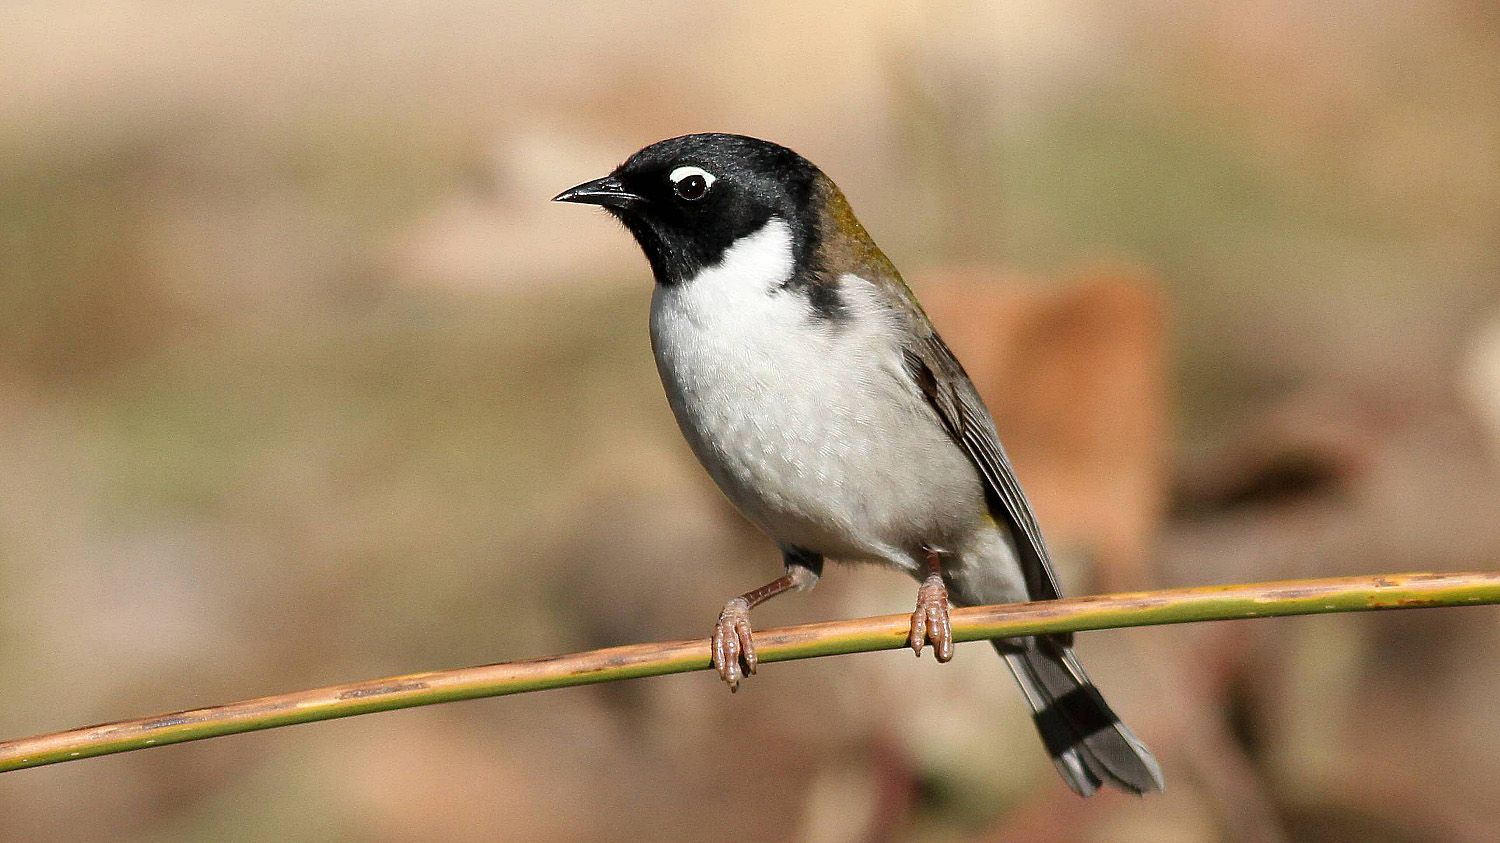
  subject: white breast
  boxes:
[648,218,985,569]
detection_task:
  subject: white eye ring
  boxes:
[669,166,716,187]
[668,165,716,199]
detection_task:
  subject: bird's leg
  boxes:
[909,547,954,662]
[712,575,797,692]
[712,551,821,692]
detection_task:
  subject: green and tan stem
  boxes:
[2,571,1496,774]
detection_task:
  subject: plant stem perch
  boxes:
[2,571,1496,774]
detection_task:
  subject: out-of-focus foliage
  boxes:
[1,3,1497,840]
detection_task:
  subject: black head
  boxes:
[554,133,824,285]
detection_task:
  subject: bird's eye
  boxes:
[669,166,715,201]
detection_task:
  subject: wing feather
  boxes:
[902,333,1064,602]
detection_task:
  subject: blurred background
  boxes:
[2,2,1499,840]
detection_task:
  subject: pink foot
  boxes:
[909,573,954,662]
[711,597,756,692]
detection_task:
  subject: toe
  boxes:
[723,628,740,680]
[722,650,740,692]
[712,623,730,681]
[736,620,757,675]
[924,604,941,655]
[933,609,953,663]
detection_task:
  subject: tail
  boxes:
[1000,636,1164,797]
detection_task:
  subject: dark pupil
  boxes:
[676,174,707,200]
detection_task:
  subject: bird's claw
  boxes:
[909,573,954,662]
[712,597,756,691]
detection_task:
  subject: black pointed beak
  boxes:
[552,176,644,210]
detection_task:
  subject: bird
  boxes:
[554,133,1163,797]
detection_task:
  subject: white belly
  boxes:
[647,220,986,570]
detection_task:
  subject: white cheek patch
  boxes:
[669,165,716,188]
[683,218,794,297]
